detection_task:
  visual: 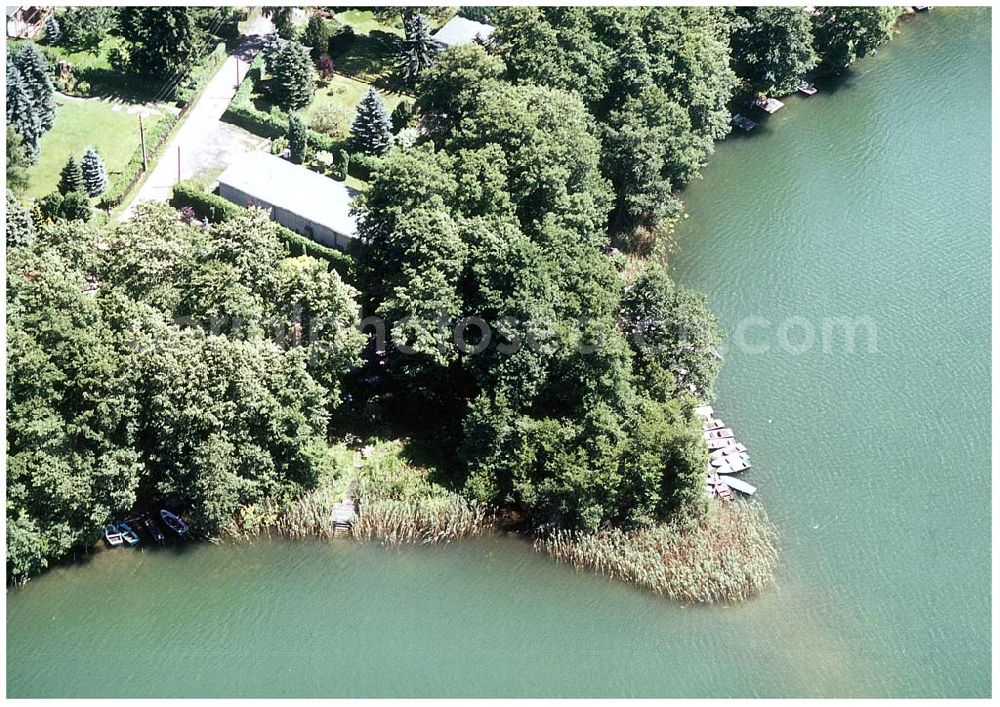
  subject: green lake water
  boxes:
[6,9,990,698]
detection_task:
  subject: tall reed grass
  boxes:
[221,487,343,541]
[220,440,493,544]
[535,501,779,603]
[352,494,491,545]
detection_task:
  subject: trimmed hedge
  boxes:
[100,112,179,208]
[175,41,228,105]
[170,180,355,279]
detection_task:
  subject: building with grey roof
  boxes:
[216,151,358,251]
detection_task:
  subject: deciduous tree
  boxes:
[730,6,817,96]
[118,7,203,81]
[6,126,31,193]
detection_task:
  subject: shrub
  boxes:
[303,15,331,60]
[390,99,414,133]
[308,102,350,140]
[39,190,91,222]
[327,25,356,55]
[348,151,381,181]
[317,53,335,79]
[270,135,289,155]
[287,114,308,164]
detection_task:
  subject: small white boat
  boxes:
[722,475,757,495]
[709,443,747,459]
[104,524,123,547]
[693,405,714,418]
[704,428,735,441]
[711,452,750,468]
[796,81,818,95]
[716,457,752,474]
[702,418,726,431]
[706,437,733,451]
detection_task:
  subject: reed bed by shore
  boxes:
[220,486,345,541]
[535,501,779,603]
[352,494,491,545]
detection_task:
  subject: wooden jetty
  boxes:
[706,474,734,501]
[755,97,785,114]
[331,499,357,536]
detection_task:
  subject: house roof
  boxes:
[431,16,495,47]
[217,152,358,239]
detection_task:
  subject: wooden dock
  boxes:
[331,499,357,536]
[755,97,785,114]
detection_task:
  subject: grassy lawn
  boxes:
[19,37,168,104]
[332,9,404,37]
[328,10,412,88]
[344,174,369,193]
[303,73,408,140]
[27,96,168,199]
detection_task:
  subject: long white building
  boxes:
[216,152,358,251]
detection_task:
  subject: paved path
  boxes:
[122,17,272,218]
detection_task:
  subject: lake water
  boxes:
[7,9,991,698]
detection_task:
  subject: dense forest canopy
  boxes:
[7,6,904,578]
[7,205,363,577]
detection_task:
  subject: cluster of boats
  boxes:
[731,79,819,132]
[694,405,758,500]
[104,510,189,548]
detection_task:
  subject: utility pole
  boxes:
[139,114,148,170]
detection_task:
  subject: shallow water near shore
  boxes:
[7,8,990,698]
